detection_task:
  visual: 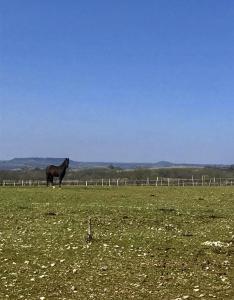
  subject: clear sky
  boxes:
[1,1,234,163]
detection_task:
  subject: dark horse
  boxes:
[46,158,69,187]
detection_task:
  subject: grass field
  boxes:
[0,186,233,300]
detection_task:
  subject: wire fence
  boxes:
[1,177,234,187]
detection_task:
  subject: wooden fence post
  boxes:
[192,176,194,187]
[86,217,93,242]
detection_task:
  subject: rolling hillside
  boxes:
[0,157,227,170]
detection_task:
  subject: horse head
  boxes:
[65,158,69,168]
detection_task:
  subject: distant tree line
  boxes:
[1,166,234,181]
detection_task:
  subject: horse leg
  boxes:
[46,174,51,187]
[59,175,63,188]
[47,175,54,187]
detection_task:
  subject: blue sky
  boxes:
[1,1,234,163]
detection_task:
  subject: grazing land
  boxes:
[0,186,233,299]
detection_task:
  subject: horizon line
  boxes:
[0,157,232,166]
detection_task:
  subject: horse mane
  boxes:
[60,159,67,167]
[59,158,69,167]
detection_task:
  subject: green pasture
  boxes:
[0,186,233,299]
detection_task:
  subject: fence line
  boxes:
[1,177,234,187]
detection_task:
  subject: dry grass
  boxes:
[0,186,233,299]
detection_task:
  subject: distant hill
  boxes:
[0,157,229,170]
[0,158,79,170]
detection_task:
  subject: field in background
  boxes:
[0,186,233,299]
